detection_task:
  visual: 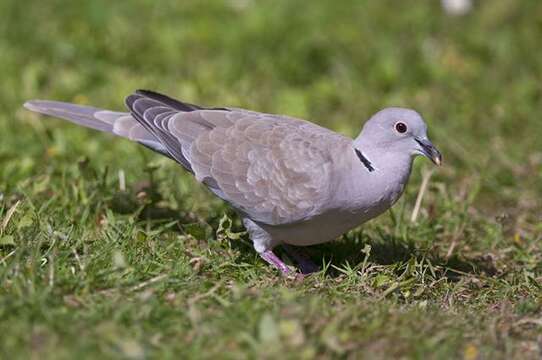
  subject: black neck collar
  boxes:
[354,148,375,172]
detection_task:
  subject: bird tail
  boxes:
[23,99,169,156]
[24,100,122,133]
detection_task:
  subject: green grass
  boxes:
[1,0,542,358]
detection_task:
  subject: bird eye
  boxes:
[395,122,407,133]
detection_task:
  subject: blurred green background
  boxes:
[1,0,541,358]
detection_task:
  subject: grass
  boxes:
[1,0,541,358]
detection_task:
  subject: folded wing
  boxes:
[125,91,349,225]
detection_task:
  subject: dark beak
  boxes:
[415,138,442,166]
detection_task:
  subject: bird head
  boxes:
[354,107,442,166]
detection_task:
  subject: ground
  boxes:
[1,0,541,358]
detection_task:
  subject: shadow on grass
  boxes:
[126,207,498,281]
[288,234,499,280]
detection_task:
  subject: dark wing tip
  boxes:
[131,89,230,112]
[124,94,143,110]
[135,89,160,97]
[133,89,201,112]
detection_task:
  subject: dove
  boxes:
[24,90,441,276]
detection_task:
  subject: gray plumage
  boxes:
[24,90,441,275]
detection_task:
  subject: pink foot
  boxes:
[259,250,292,275]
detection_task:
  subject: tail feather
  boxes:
[24,100,115,132]
[23,99,170,157]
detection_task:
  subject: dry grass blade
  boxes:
[410,169,434,223]
[1,200,21,234]
[128,274,168,293]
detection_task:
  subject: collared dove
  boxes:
[24,90,441,275]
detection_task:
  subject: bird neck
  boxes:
[334,142,414,214]
[352,137,413,174]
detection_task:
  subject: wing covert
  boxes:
[124,90,349,225]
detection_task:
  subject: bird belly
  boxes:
[264,209,376,247]
[266,178,407,247]
[257,156,412,248]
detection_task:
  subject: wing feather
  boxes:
[121,90,349,224]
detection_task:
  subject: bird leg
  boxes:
[260,250,292,275]
[282,244,320,275]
